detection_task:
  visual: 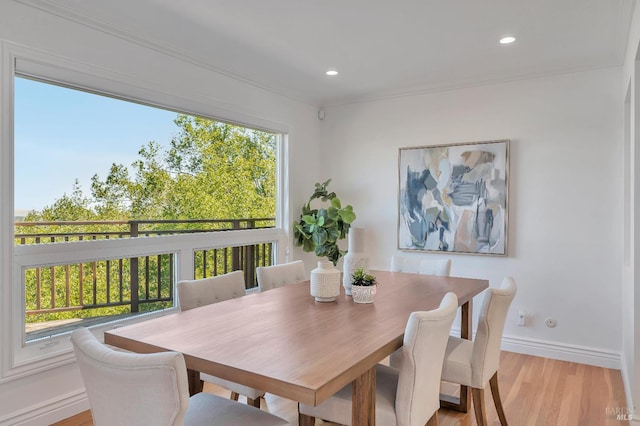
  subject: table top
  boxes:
[104,270,488,406]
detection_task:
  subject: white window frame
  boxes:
[0,42,290,381]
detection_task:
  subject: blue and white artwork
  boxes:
[398,140,509,255]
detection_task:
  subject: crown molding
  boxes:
[320,63,623,109]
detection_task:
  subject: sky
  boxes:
[14,77,180,214]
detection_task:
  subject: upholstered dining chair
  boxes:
[70,327,287,426]
[256,260,306,292]
[440,277,517,426]
[177,270,266,408]
[390,254,452,276]
[299,292,458,426]
[388,254,453,366]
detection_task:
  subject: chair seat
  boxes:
[185,392,287,426]
[201,373,265,400]
[441,336,473,387]
[299,364,399,425]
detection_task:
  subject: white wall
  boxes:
[320,68,624,365]
[622,1,640,418]
[0,2,321,425]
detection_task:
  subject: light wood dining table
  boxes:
[104,270,488,426]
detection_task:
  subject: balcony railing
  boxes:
[14,218,276,340]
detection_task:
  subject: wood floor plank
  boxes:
[544,358,566,425]
[52,351,629,426]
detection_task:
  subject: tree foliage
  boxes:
[24,115,276,222]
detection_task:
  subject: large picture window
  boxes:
[3,53,287,378]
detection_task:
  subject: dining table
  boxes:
[104,270,488,426]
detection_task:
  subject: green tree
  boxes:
[162,115,276,220]
[34,114,276,222]
[25,179,94,222]
[91,163,132,219]
[128,141,173,219]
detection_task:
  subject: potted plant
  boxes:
[350,268,377,304]
[293,179,356,266]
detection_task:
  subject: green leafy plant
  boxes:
[351,268,377,286]
[293,179,356,265]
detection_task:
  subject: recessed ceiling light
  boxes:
[326,70,339,76]
[499,36,516,45]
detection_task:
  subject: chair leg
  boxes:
[426,411,439,426]
[472,387,487,426]
[489,372,508,425]
[247,397,261,408]
[230,391,240,401]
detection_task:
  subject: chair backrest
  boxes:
[471,277,517,388]
[256,260,306,292]
[177,270,246,311]
[390,255,451,276]
[390,255,421,273]
[394,292,458,426]
[70,327,189,426]
[419,258,451,276]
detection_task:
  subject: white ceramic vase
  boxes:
[342,227,368,296]
[310,261,341,302]
[351,285,376,303]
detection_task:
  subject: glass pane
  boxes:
[14,76,277,340]
[24,253,175,342]
[14,76,277,226]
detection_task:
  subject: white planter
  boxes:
[343,227,368,296]
[310,261,341,302]
[351,285,376,304]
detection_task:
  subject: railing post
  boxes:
[231,220,241,272]
[245,220,256,289]
[50,266,56,309]
[129,221,139,313]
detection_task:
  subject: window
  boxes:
[2,51,287,378]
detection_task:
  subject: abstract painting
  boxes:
[398,140,509,255]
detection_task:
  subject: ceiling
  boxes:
[21,0,635,107]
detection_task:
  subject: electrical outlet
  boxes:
[517,310,526,326]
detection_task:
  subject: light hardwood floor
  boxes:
[54,351,629,426]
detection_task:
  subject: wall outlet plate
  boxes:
[518,310,526,326]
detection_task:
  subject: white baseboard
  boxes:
[499,334,620,369]
[0,389,88,426]
[450,327,621,370]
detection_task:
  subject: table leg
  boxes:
[459,300,472,412]
[298,413,315,426]
[461,299,471,340]
[187,368,203,396]
[440,300,472,413]
[352,366,376,426]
